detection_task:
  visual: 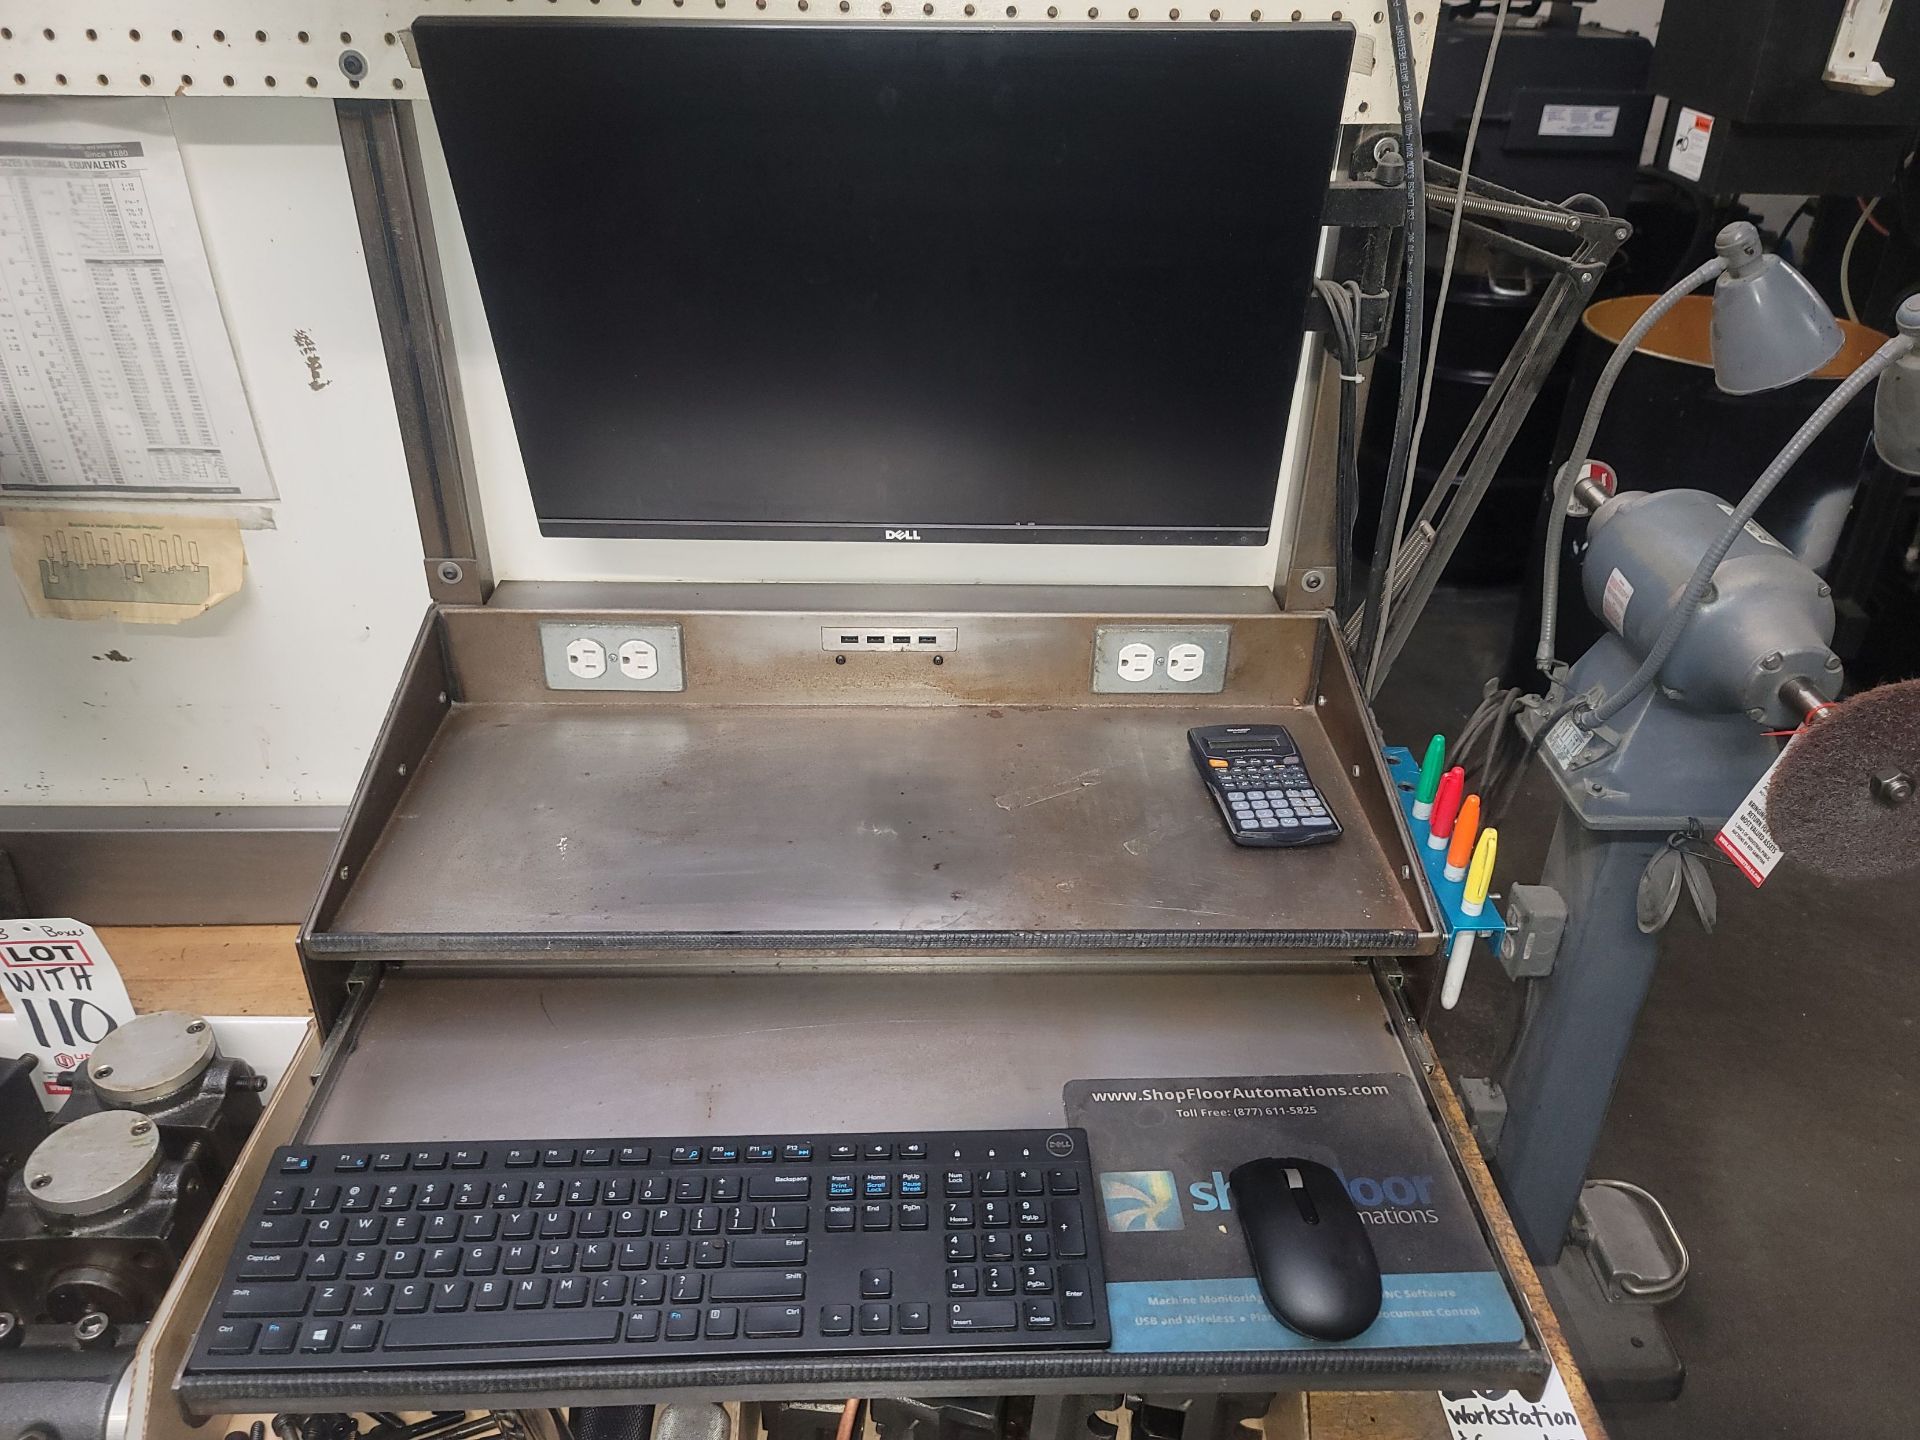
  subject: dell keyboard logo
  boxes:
[884,529,923,541]
[1099,1171,1185,1232]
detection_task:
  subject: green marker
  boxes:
[1412,734,1446,820]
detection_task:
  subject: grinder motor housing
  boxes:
[1581,487,1840,728]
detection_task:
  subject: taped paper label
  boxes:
[1602,568,1634,631]
[1539,104,1620,140]
[0,919,136,1097]
[1668,106,1713,182]
[1443,1363,1590,1440]
[5,506,246,622]
[1714,737,1797,887]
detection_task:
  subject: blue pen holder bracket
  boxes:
[1382,746,1506,946]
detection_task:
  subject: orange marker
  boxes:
[1427,767,1465,851]
[1445,794,1482,883]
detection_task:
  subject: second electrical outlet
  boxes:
[1091,625,1232,693]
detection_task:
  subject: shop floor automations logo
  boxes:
[1100,1170,1186,1232]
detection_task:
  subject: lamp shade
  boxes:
[1710,222,1846,396]
[1873,296,1920,475]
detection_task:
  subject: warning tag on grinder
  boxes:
[1714,737,1800,887]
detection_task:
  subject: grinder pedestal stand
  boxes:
[1476,640,1799,1400]
[1490,808,1687,1401]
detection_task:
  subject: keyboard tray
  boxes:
[170,968,1549,1414]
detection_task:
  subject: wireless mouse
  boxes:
[1228,1156,1383,1341]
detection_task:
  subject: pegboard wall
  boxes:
[1,1,1431,123]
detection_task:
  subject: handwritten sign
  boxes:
[1442,1363,1590,1440]
[0,919,136,1097]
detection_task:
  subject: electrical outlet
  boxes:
[541,623,685,692]
[565,637,607,680]
[1091,625,1232,693]
[617,639,659,680]
[1165,642,1207,684]
[819,626,959,653]
[1116,642,1158,683]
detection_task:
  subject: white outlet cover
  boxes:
[1092,625,1231,694]
[1117,641,1158,682]
[541,623,686,692]
[565,638,607,679]
[1166,642,1206,682]
[618,639,659,679]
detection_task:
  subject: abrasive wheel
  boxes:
[1769,678,1920,879]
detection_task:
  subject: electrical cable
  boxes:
[1451,680,1573,823]
[1374,0,1514,685]
[1451,681,1529,810]
[1493,977,1542,1084]
[1315,277,1365,618]
[1334,336,1361,623]
[1533,254,1728,678]
[1842,197,1880,325]
[1634,166,1715,291]
[1580,330,1915,729]
[1774,197,1816,262]
[1355,0,1427,690]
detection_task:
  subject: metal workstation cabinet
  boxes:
[157,586,1554,1415]
[34,8,1555,1420]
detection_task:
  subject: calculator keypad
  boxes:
[1220,756,1333,835]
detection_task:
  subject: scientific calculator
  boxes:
[1187,724,1342,849]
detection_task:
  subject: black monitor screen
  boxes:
[414,21,1353,544]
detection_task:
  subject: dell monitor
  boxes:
[414,20,1353,544]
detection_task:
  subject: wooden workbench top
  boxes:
[91,925,1605,1440]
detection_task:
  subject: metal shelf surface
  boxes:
[302,600,1437,977]
[322,701,1424,951]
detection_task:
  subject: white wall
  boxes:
[0,99,430,806]
[0,18,1424,808]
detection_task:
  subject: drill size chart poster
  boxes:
[1066,1075,1524,1352]
[0,99,274,503]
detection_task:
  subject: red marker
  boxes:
[1427,766,1466,851]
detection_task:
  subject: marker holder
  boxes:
[1383,746,1506,946]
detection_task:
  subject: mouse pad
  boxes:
[1065,1075,1525,1352]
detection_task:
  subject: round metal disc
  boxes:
[26,1111,161,1218]
[88,1010,215,1106]
[1769,679,1920,880]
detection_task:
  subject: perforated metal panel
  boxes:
[1,1,1429,122]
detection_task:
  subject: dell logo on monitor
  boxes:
[884,529,923,541]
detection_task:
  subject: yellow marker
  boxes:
[1463,828,1498,913]
[1442,828,1498,1011]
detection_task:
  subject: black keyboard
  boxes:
[187,1129,1110,1372]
